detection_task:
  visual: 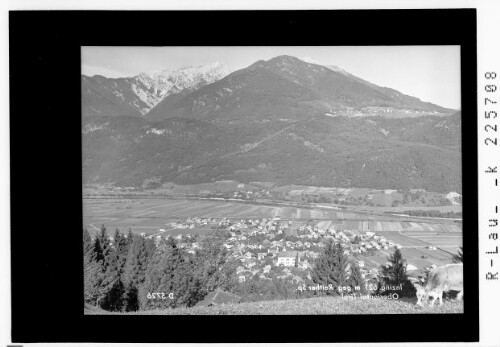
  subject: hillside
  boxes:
[82,113,461,192]
[85,295,464,315]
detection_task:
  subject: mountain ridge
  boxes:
[82,62,231,117]
[146,55,455,122]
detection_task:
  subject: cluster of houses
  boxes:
[233,248,313,284]
[156,216,401,284]
[160,217,318,283]
[350,231,401,252]
[168,217,217,229]
[231,190,272,200]
[201,189,274,201]
[296,227,401,255]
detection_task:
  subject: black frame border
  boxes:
[9,9,478,343]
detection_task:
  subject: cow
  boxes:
[415,263,463,307]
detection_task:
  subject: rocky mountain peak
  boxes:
[82,62,231,117]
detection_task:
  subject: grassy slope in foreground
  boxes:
[85,296,464,315]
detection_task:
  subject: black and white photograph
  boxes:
[8,6,493,344]
[82,46,465,315]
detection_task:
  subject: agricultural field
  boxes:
[84,197,461,233]
[353,227,461,270]
[352,244,455,272]
[83,198,285,235]
[402,231,462,254]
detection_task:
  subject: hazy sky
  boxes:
[82,46,461,110]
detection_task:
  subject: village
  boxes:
[146,216,407,285]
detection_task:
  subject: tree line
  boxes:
[84,226,235,311]
[84,226,434,312]
[402,210,462,218]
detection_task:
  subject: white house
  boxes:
[406,263,418,271]
[277,251,299,267]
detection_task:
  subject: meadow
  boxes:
[85,295,464,315]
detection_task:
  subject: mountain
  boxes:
[81,62,231,117]
[146,55,454,121]
[82,56,461,193]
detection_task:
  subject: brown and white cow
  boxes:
[415,263,463,307]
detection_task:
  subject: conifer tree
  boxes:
[84,256,105,306]
[378,249,416,298]
[106,278,126,311]
[312,240,349,295]
[172,258,204,308]
[124,234,149,286]
[92,236,105,264]
[113,228,122,247]
[87,225,127,311]
[100,243,126,311]
[123,281,139,311]
[194,237,227,294]
[94,225,110,268]
[217,258,240,292]
[84,228,99,306]
[114,228,130,274]
[348,261,366,295]
[140,238,182,309]
[144,237,157,263]
[98,225,110,249]
[83,228,93,258]
[140,238,203,310]
[126,228,134,246]
[84,228,107,307]
[122,233,151,311]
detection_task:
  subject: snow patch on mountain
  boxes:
[133,62,230,114]
[325,65,350,76]
[137,62,230,96]
[300,56,349,76]
[301,56,319,64]
[113,90,125,102]
[147,128,172,135]
[82,122,108,134]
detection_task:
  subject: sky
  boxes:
[82,46,461,110]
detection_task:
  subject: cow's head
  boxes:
[413,282,426,307]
